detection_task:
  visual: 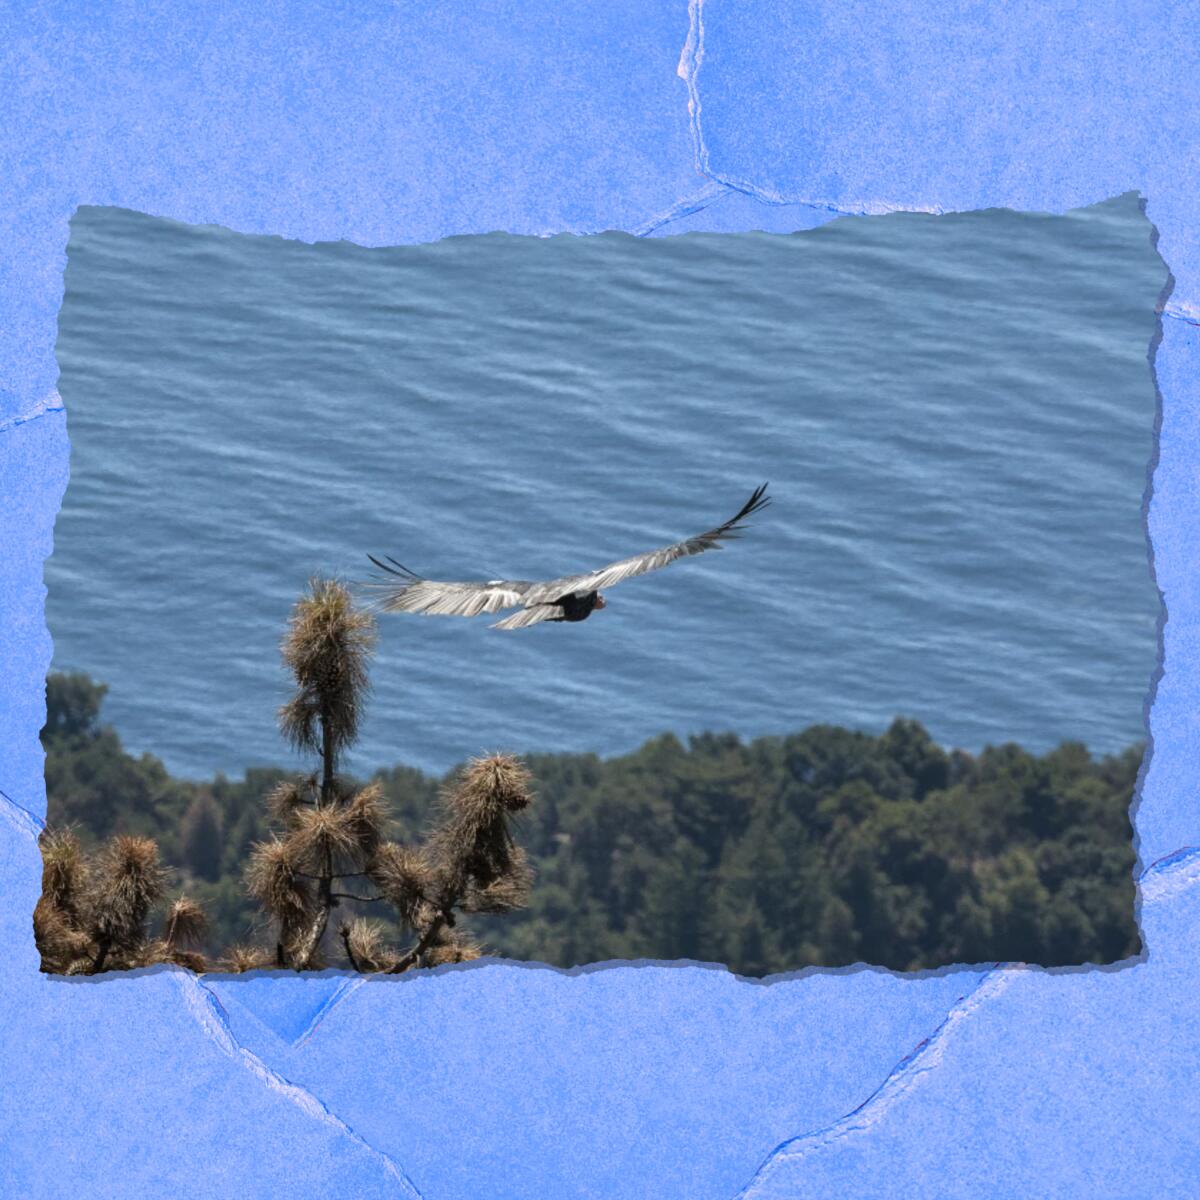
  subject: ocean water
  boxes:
[48,195,1164,780]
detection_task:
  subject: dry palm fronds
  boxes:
[266,777,313,827]
[367,841,434,927]
[344,782,389,855]
[39,827,88,919]
[462,846,533,913]
[90,835,168,948]
[424,926,483,968]
[140,939,207,973]
[287,804,361,872]
[35,829,209,975]
[450,755,534,822]
[340,918,399,973]
[222,944,272,973]
[162,895,208,949]
[246,838,312,922]
[34,826,94,973]
[33,896,93,973]
[279,578,376,761]
[246,581,535,973]
[428,755,534,897]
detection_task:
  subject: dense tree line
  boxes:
[42,672,1141,974]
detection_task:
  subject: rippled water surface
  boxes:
[49,196,1164,778]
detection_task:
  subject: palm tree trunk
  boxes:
[293,710,336,969]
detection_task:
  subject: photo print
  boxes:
[38,194,1163,975]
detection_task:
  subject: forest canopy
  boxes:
[41,671,1141,974]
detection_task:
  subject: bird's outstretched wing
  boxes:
[363,483,770,627]
[362,557,535,617]
[518,483,771,605]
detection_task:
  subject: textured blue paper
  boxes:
[3,3,1198,1195]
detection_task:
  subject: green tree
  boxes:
[181,793,223,881]
[43,672,108,741]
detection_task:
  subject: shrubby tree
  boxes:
[34,827,207,974]
[240,579,534,973]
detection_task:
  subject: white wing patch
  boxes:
[369,580,529,616]
[521,545,690,605]
[490,605,562,630]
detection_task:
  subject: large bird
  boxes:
[364,483,770,631]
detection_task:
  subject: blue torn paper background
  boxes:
[2,2,1198,1196]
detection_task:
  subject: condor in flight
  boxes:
[365,483,770,631]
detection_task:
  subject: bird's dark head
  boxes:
[595,592,606,610]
